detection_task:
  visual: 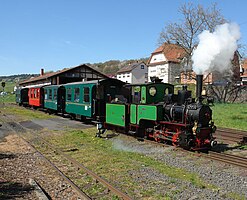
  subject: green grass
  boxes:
[1,81,16,93]
[47,128,218,199]
[226,192,246,200]
[0,82,16,103]
[1,104,54,120]
[211,103,247,131]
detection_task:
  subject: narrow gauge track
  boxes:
[20,135,92,200]
[0,114,91,200]
[207,151,247,169]
[215,127,247,144]
[35,136,132,200]
[139,137,247,169]
[0,112,132,200]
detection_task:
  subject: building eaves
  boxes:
[20,64,107,85]
[148,43,188,64]
[117,62,144,73]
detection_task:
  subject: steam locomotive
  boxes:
[16,75,217,150]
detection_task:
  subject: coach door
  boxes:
[57,86,66,113]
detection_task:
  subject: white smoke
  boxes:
[192,23,241,74]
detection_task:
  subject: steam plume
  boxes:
[192,23,241,74]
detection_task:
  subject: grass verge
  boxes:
[1,104,54,120]
[211,103,247,131]
[47,128,220,199]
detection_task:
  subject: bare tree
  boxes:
[208,83,247,103]
[159,2,226,70]
[158,2,247,103]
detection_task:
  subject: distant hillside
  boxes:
[88,58,149,74]
[0,74,39,83]
[0,58,149,82]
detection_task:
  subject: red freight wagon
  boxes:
[28,87,44,107]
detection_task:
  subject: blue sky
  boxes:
[1,0,247,76]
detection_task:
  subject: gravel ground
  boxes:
[112,135,247,200]
[0,123,84,200]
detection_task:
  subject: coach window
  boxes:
[48,89,52,100]
[84,87,90,102]
[74,88,80,102]
[54,89,57,100]
[44,89,48,100]
[67,88,72,101]
[34,90,37,98]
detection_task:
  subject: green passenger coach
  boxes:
[44,85,59,111]
[62,79,126,120]
[64,82,95,118]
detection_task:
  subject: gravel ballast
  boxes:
[112,135,247,199]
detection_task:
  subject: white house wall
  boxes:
[117,73,132,83]
[150,53,167,63]
[148,64,169,83]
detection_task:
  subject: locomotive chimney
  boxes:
[196,74,203,98]
[41,68,44,76]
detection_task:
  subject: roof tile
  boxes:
[150,43,188,63]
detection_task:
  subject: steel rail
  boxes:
[217,127,247,135]
[37,136,132,200]
[207,151,247,169]
[0,115,91,200]
[215,128,247,144]
[141,135,247,169]
[0,112,132,200]
[21,136,92,200]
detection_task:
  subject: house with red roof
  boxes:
[147,43,188,83]
[148,43,242,85]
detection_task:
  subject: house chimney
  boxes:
[41,68,44,76]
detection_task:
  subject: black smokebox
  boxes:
[196,74,203,98]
